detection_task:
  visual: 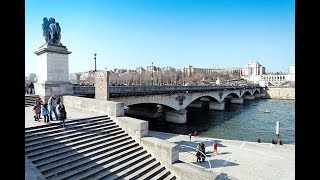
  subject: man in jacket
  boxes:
[48,95,58,121]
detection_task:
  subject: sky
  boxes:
[25,0,295,76]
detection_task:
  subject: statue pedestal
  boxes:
[34,43,73,102]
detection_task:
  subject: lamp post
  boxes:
[94,53,97,72]
[183,67,185,86]
[151,61,154,85]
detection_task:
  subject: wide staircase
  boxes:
[25,94,41,107]
[25,115,176,180]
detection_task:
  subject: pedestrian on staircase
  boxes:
[58,102,67,128]
[48,95,58,121]
[33,101,41,121]
[42,103,49,123]
[29,82,34,94]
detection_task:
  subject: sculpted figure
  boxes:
[42,17,62,45]
[49,23,56,44]
[42,17,50,43]
[55,22,61,45]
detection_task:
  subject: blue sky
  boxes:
[25,0,294,76]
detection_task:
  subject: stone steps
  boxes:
[123,160,161,180]
[43,143,141,178]
[25,118,114,141]
[25,115,109,132]
[25,129,124,153]
[25,123,120,146]
[26,132,127,158]
[137,164,166,180]
[25,116,176,180]
[25,117,111,137]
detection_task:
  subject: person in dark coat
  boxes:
[57,102,67,128]
[29,82,34,94]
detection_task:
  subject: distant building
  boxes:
[182,65,242,77]
[242,62,265,76]
[26,73,37,82]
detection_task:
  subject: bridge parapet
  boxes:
[73,85,261,95]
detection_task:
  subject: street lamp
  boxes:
[151,61,154,85]
[94,53,97,72]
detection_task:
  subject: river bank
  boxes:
[149,130,295,180]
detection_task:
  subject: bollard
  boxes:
[276,121,280,135]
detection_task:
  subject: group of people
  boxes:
[25,82,35,94]
[257,138,283,145]
[33,94,67,127]
[196,142,206,163]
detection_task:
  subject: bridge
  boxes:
[72,85,265,124]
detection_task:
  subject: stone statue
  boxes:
[42,17,62,46]
[42,17,50,43]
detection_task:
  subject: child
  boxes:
[42,103,49,123]
[33,101,41,121]
[57,102,67,128]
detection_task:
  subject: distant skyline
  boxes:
[26,0,294,76]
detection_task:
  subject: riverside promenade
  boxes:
[25,105,294,180]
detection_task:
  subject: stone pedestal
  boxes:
[231,97,244,104]
[244,95,255,100]
[209,101,225,110]
[165,109,187,124]
[34,43,72,103]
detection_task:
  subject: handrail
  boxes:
[179,144,212,171]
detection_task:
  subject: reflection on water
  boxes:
[133,99,295,144]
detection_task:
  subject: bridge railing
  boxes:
[73,85,261,95]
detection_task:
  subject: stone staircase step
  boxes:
[106,156,156,180]
[150,168,171,180]
[91,153,152,180]
[163,173,176,180]
[25,127,123,151]
[44,143,141,179]
[25,123,119,144]
[25,117,111,137]
[123,160,161,180]
[33,138,135,167]
[25,118,114,140]
[26,132,127,158]
[136,164,166,180]
[25,115,109,132]
[25,129,124,153]
[54,148,148,180]
[29,135,131,163]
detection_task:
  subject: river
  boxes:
[141,99,295,144]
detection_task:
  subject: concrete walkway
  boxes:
[25,105,294,180]
[149,131,295,180]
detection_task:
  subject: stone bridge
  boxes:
[73,85,263,124]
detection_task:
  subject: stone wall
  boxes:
[62,95,124,117]
[263,87,295,100]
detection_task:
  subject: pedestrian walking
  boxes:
[213,141,219,155]
[193,131,197,139]
[196,143,202,163]
[189,133,192,141]
[200,142,206,162]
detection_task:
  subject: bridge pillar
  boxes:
[231,97,244,104]
[165,109,187,124]
[244,95,255,100]
[209,102,225,110]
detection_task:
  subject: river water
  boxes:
[145,99,295,144]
